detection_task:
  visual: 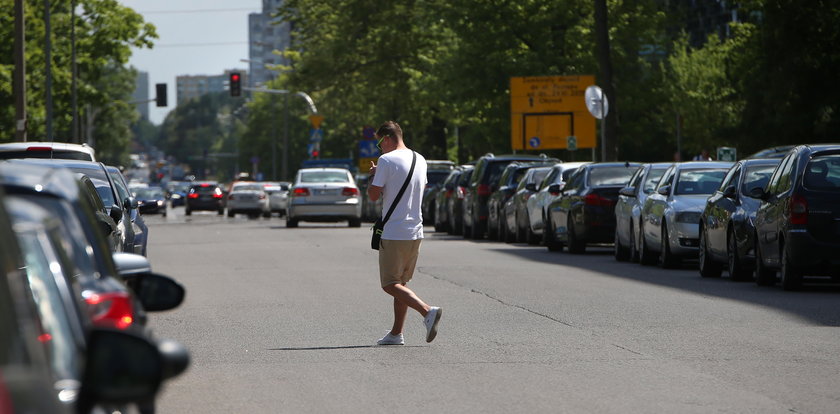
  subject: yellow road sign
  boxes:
[309,114,324,129]
[510,75,596,151]
[359,157,378,174]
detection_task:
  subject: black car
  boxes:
[462,153,559,239]
[421,162,456,225]
[185,182,225,215]
[698,158,781,280]
[751,144,840,290]
[487,161,545,241]
[546,162,640,253]
[746,145,795,159]
[134,186,168,216]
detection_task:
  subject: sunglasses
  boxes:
[376,135,387,151]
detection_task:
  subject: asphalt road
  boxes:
[144,208,840,413]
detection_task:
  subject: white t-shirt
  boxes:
[371,149,427,240]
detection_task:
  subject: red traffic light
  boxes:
[229,72,242,97]
[231,74,240,81]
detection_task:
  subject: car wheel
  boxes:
[727,230,749,281]
[487,212,498,240]
[780,242,802,291]
[349,218,362,228]
[263,210,271,218]
[217,208,224,215]
[614,230,630,262]
[286,218,298,228]
[544,219,562,252]
[638,225,657,266]
[698,226,722,277]
[754,234,776,286]
[629,224,639,263]
[185,208,192,216]
[659,225,680,269]
[471,214,484,240]
[227,210,235,218]
[567,218,585,254]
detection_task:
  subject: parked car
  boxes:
[613,162,672,261]
[422,161,456,225]
[13,159,138,255]
[545,162,640,253]
[462,153,559,239]
[264,181,291,217]
[186,182,225,215]
[227,181,271,218]
[0,140,96,161]
[698,158,781,279]
[432,166,468,233]
[505,166,552,244]
[751,144,840,290]
[0,188,182,414]
[638,161,733,267]
[134,185,168,216]
[287,168,362,227]
[487,162,539,241]
[746,145,795,159]
[106,165,148,256]
[527,162,590,246]
[448,165,474,235]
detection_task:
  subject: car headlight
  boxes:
[157,200,164,206]
[675,212,701,223]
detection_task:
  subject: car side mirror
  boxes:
[619,187,636,197]
[79,328,164,406]
[525,183,537,192]
[124,197,138,210]
[548,183,563,195]
[748,186,768,200]
[657,185,671,196]
[722,185,737,199]
[109,206,123,223]
[130,273,186,312]
[95,211,117,238]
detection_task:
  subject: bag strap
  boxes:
[381,151,417,224]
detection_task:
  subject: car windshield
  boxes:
[135,187,165,199]
[233,184,263,192]
[428,171,451,186]
[675,169,727,195]
[643,168,667,194]
[803,154,840,191]
[741,165,776,194]
[588,166,636,186]
[191,185,219,194]
[300,171,349,183]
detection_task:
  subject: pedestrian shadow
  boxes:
[268,345,423,351]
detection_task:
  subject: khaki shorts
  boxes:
[379,239,422,288]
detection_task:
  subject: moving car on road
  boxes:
[134,186,168,216]
[287,168,362,227]
[227,181,271,218]
[186,182,225,215]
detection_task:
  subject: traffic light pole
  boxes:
[242,87,318,181]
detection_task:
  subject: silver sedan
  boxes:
[639,161,733,268]
[287,168,362,228]
[226,182,271,218]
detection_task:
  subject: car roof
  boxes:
[481,154,557,162]
[11,157,104,171]
[298,167,351,173]
[739,158,781,167]
[0,141,96,160]
[675,161,734,169]
[0,160,82,202]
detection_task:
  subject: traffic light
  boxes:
[155,83,167,107]
[229,72,242,97]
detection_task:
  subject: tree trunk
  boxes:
[594,0,618,161]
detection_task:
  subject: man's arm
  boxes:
[368,184,383,202]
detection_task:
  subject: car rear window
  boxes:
[192,186,219,194]
[803,154,840,190]
[135,188,165,198]
[741,164,776,194]
[588,166,636,186]
[0,150,93,161]
[300,171,350,183]
[675,169,728,195]
[233,184,263,192]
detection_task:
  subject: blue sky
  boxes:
[120,1,262,124]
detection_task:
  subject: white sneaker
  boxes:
[424,307,442,343]
[377,332,404,345]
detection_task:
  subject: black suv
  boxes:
[185,182,225,215]
[462,153,559,239]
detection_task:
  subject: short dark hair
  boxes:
[376,121,402,141]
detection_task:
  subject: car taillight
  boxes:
[200,183,210,187]
[789,193,808,225]
[293,188,310,197]
[188,193,199,199]
[456,187,466,199]
[342,187,359,196]
[477,184,492,196]
[584,193,613,207]
[26,146,53,152]
[85,292,135,330]
[212,193,223,199]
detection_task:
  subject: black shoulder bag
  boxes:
[371,152,417,250]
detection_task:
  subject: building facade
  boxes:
[175,70,249,106]
[248,0,291,87]
[133,71,150,121]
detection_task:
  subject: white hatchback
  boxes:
[287,168,362,228]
